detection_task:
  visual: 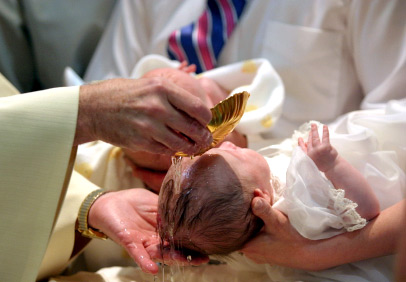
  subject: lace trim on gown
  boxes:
[330,188,367,232]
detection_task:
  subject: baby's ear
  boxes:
[253,188,271,204]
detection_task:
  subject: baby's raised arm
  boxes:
[298,124,380,220]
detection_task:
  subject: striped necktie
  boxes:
[167,0,247,74]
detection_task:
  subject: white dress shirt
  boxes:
[85,0,406,139]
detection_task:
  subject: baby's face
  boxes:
[187,142,271,191]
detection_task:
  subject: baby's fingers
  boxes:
[311,123,321,144]
[307,126,313,150]
[322,125,331,144]
[298,137,307,152]
[178,61,196,73]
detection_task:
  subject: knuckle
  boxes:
[148,77,170,94]
[151,104,166,117]
[190,102,211,123]
[319,144,331,154]
[132,118,149,132]
[177,142,194,154]
[142,99,165,117]
[170,137,187,150]
[148,76,164,87]
[186,119,201,134]
[116,230,133,246]
[183,122,208,144]
[191,99,205,111]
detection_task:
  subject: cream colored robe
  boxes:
[0,73,92,282]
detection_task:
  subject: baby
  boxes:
[157,124,380,255]
[123,63,247,193]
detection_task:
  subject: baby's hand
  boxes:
[298,124,338,173]
[178,61,197,73]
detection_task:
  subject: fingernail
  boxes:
[204,131,213,145]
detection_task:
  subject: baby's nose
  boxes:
[219,141,237,150]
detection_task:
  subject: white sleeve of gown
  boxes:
[273,147,366,240]
[270,100,406,240]
[328,100,406,210]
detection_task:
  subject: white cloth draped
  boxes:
[273,147,367,240]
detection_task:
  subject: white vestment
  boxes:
[0,74,79,282]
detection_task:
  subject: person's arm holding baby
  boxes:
[298,123,380,219]
[242,123,384,271]
[243,194,403,271]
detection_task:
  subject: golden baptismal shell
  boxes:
[176,91,250,157]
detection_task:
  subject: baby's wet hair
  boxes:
[158,156,263,255]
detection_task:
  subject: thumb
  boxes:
[252,197,280,231]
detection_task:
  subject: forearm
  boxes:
[74,81,119,146]
[324,156,380,219]
[395,200,406,281]
[302,200,404,271]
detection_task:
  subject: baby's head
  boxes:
[158,142,273,255]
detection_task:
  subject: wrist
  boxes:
[77,189,109,240]
[87,190,111,230]
[322,156,342,179]
[74,84,98,145]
